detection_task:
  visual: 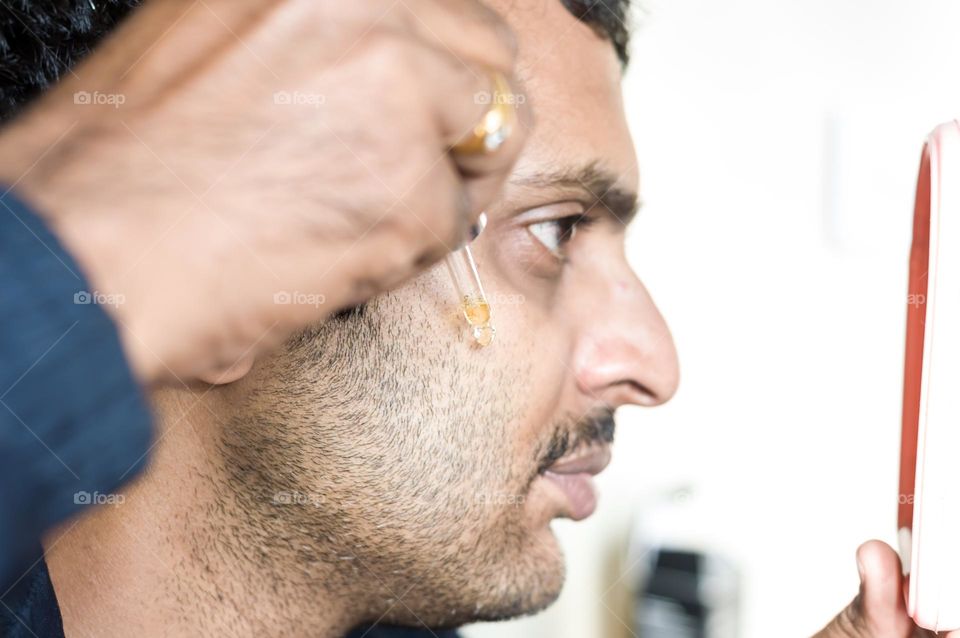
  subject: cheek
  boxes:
[470,275,575,474]
[369,277,532,482]
[373,269,572,499]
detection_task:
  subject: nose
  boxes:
[571,267,680,409]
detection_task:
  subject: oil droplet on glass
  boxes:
[460,296,495,347]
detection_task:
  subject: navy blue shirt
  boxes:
[0,190,152,587]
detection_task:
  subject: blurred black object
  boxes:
[633,547,740,638]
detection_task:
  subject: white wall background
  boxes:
[466,1,960,636]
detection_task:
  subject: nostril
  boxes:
[622,379,659,406]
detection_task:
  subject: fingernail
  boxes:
[857,556,866,581]
[469,212,488,241]
[455,212,487,250]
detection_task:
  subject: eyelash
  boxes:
[528,213,599,260]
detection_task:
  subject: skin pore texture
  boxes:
[42,1,680,636]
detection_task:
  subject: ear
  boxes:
[197,353,256,385]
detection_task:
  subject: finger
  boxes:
[412,47,528,220]
[413,40,527,161]
[403,0,518,74]
[453,73,531,216]
[813,540,917,638]
[401,151,474,260]
[857,540,918,635]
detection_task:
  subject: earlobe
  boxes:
[197,354,256,385]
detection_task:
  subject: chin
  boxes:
[380,523,568,629]
[516,524,567,612]
[468,498,569,620]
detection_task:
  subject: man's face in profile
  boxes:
[139,0,679,631]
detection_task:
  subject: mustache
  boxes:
[536,410,616,474]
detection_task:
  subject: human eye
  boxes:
[527,213,597,260]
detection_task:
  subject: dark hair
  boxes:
[0,0,631,123]
[561,0,631,67]
[0,0,141,122]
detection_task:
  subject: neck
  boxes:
[44,408,357,638]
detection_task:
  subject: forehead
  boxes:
[491,0,638,193]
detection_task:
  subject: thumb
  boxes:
[814,540,918,637]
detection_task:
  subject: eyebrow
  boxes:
[510,160,641,227]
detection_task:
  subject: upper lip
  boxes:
[545,443,612,476]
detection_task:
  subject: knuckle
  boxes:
[377,203,424,246]
[352,28,416,82]
[830,596,869,637]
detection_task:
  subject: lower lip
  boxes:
[543,471,598,520]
